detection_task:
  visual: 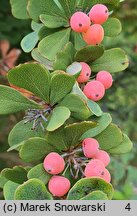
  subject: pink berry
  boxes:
[84,159,105,178]
[82,24,104,45]
[89,4,109,24]
[77,62,91,83]
[94,150,110,167]
[82,138,99,158]
[102,169,111,183]
[70,12,91,33]
[43,152,65,175]
[96,71,113,89]
[83,80,105,101]
[48,176,71,197]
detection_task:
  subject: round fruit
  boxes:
[70,12,91,33]
[96,71,113,89]
[48,176,71,197]
[82,24,104,45]
[83,80,105,101]
[82,138,99,158]
[94,150,110,167]
[89,4,109,24]
[84,159,105,178]
[77,62,91,83]
[43,152,65,175]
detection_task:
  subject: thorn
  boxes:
[41,115,48,122]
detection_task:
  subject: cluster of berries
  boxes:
[77,62,113,101]
[43,138,110,197]
[82,138,111,183]
[43,152,70,197]
[70,4,109,45]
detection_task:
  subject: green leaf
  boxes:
[28,0,66,22]
[54,0,63,9]
[27,164,51,184]
[7,143,24,152]
[0,85,40,115]
[109,134,133,154]
[19,137,56,162]
[95,123,123,150]
[65,121,96,148]
[38,26,62,40]
[50,72,75,105]
[72,32,87,50]
[8,120,45,150]
[14,179,52,200]
[31,21,44,32]
[8,63,51,102]
[72,82,87,101]
[21,32,39,53]
[45,127,68,152]
[80,113,112,140]
[1,166,28,184]
[75,45,104,63]
[10,0,29,19]
[91,48,129,73]
[78,0,120,11]
[66,62,82,77]
[67,178,114,200]
[31,48,53,71]
[48,120,98,151]
[59,93,92,120]
[40,14,68,28]
[4,181,20,200]
[58,0,77,18]
[46,106,71,131]
[103,18,122,37]
[53,42,76,71]
[87,100,103,117]
[46,121,96,150]
[0,175,8,189]
[51,70,64,78]
[38,28,71,61]
[81,190,108,200]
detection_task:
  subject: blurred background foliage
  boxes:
[0,0,31,62]
[0,0,137,199]
[104,0,137,199]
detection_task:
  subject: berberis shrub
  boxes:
[0,0,133,200]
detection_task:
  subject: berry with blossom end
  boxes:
[48,176,71,197]
[82,24,104,45]
[70,12,91,33]
[96,71,113,89]
[83,80,105,101]
[94,150,110,167]
[82,138,99,158]
[89,4,109,24]
[77,62,91,83]
[43,152,65,175]
[84,159,105,178]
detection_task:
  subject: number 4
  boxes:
[125,203,131,211]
